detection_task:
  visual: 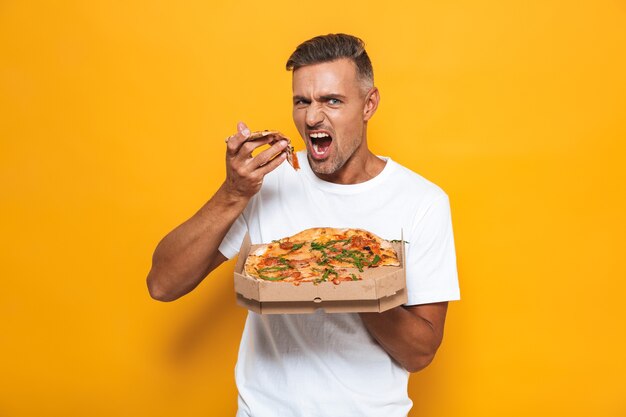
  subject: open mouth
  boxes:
[308,131,333,160]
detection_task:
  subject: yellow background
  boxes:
[1,1,625,416]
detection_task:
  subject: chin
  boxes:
[308,155,343,175]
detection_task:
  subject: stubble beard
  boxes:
[307,138,360,176]
[307,151,343,175]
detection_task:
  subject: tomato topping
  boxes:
[262,257,281,266]
[288,258,313,268]
[279,240,294,250]
[350,236,365,248]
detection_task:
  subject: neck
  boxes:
[314,147,386,185]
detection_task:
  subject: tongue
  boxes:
[315,137,332,152]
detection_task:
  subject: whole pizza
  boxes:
[244,228,401,285]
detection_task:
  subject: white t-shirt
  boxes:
[219,151,460,417]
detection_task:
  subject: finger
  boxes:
[237,121,251,137]
[256,150,287,176]
[238,135,279,159]
[263,133,286,145]
[250,139,289,167]
[226,121,252,155]
[251,132,289,146]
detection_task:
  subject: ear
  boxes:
[363,87,380,122]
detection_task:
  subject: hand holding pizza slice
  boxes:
[223,123,298,199]
[246,130,300,171]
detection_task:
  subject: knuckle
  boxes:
[235,166,247,177]
[249,174,263,187]
[241,142,255,154]
[226,142,238,153]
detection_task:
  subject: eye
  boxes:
[293,99,310,107]
[328,98,341,105]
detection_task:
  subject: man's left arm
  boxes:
[361,192,459,372]
[359,301,448,373]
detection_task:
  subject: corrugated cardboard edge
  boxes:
[236,288,407,314]
[234,231,408,314]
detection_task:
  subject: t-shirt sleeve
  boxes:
[218,212,249,260]
[404,194,460,305]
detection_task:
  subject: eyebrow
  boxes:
[320,94,347,101]
[292,93,348,102]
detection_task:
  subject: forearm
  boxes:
[147,183,248,301]
[146,122,290,301]
[359,303,446,372]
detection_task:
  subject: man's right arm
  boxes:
[146,122,289,302]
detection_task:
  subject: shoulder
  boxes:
[386,159,449,204]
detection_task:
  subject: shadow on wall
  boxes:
[146,259,247,415]
[407,301,467,416]
[407,254,469,416]
[165,260,247,368]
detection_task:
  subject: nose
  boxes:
[305,104,324,128]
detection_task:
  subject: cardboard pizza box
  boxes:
[233,232,407,314]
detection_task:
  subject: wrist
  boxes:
[214,183,251,208]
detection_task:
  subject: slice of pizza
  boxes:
[247,130,300,171]
[244,228,400,285]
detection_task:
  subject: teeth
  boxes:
[310,132,330,139]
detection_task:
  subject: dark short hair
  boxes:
[286,33,374,87]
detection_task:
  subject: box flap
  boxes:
[233,233,251,273]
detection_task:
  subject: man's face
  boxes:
[292,58,371,177]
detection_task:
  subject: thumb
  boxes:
[237,121,251,138]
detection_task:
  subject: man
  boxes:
[147,34,460,416]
